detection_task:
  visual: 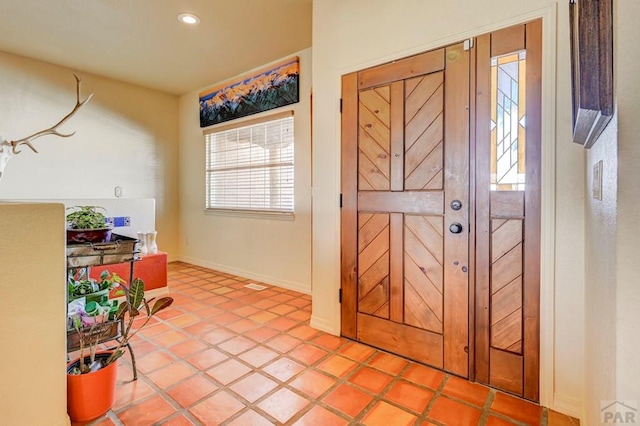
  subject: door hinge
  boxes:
[339,193,343,208]
[463,38,474,51]
[339,288,343,303]
[339,98,343,113]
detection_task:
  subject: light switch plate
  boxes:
[592,160,603,200]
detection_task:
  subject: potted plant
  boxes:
[67,277,173,422]
[66,205,112,243]
[68,268,126,303]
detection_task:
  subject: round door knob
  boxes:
[450,200,462,211]
[449,222,463,234]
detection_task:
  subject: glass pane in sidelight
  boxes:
[490,52,526,191]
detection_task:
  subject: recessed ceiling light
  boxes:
[178,13,200,25]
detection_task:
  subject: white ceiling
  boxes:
[0,0,312,95]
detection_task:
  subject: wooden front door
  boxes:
[340,21,542,400]
[341,43,471,377]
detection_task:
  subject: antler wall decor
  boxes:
[0,74,93,180]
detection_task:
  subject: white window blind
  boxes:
[205,114,294,213]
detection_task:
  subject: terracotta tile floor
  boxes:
[75,262,580,426]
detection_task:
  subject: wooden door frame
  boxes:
[335,4,559,412]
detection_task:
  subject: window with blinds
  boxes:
[205,113,294,213]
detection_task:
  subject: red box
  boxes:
[89,252,167,297]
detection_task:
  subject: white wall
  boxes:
[614,0,640,406]
[582,1,640,423]
[311,0,585,416]
[177,48,313,293]
[584,114,618,423]
[54,198,156,240]
[0,203,68,426]
[0,51,179,258]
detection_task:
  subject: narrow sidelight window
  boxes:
[490,52,526,191]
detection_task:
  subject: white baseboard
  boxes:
[310,314,339,335]
[552,392,582,419]
[176,255,311,295]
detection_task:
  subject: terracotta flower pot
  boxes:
[66,352,118,422]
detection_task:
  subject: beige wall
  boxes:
[177,48,313,293]
[0,203,68,426]
[311,0,585,416]
[0,51,180,258]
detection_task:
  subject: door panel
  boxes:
[342,44,470,378]
[404,73,444,191]
[358,86,391,191]
[489,347,524,395]
[404,214,444,333]
[358,312,444,368]
[474,20,541,401]
[357,212,390,319]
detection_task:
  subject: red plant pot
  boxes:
[67,352,118,422]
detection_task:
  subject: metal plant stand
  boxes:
[66,234,140,380]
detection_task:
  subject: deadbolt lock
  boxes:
[449,222,463,234]
[450,199,462,210]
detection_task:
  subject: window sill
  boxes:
[204,208,295,221]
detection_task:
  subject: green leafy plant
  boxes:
[69,277,173,375]
[66,205,109,230]
[68,268,126,298]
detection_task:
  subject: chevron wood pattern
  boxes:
[343,43,475,384]
[358,86,391,191]
[404,215,444,333]
[404,72,444,190]
[358,213,390,318]
[490,219,523,353]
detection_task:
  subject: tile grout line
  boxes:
[478,388,496,425]
[166,273,320,425]
[85,263,558,426]
[185,267,513,425]
[170,266,517,425]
